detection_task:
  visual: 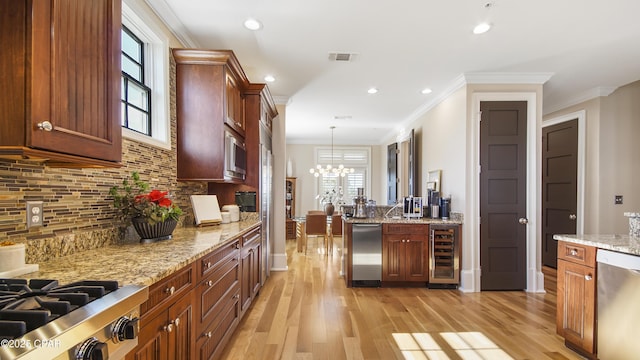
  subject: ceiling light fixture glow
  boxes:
[243,18,262,31]
[367,87,378,94]
[421,88,433,94]
[264,75,275,82]
[473,22,491,34]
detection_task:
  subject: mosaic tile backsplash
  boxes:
[0,54,210,263]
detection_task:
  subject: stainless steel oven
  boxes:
[224,130,246,181]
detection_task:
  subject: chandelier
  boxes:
[309,126,354,177]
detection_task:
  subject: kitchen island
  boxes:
[342,215,463,288]
[553,233,640,359]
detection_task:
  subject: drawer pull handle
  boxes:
[570,249,578,256]
[233,294,240,300]
[585,274,593,281]
[37,121,53,131]
[207,280,214,287]
[204,332,212,338]
[165,286,175,295]
[235,121,242,127]
[205,261,212,268]
[235,243,241,249]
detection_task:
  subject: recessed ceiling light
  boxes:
[421,88,433,95]
[473,22,491,34]
[243,18,262,31]
[264,75,275,82]
[367,87,378,94]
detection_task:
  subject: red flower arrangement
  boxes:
[110,172,182,225]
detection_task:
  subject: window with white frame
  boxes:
[315,147,370,207]
[121,2,171,149]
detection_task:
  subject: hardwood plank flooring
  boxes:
[221,238,581,360]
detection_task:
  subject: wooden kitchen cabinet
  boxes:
[556,241,597,358]
[243,83,277,190]
[382,224,429,283]
[0,0,122,167]
[173,49,249,181]
[240,226,262,315]
[128,263,196,360]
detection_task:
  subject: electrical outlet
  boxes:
[26,201,44,228]
[615,195,623,205]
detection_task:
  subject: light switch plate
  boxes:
[26,201,44,228]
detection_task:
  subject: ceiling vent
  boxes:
[329,52,357,62]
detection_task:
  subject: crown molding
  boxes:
[143,0,199,48]
[463,72,554,84]
[544,86,618,115]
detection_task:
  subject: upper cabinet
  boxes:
[0,0,122,167]
[243,83,277,189]
[173,49,250,182]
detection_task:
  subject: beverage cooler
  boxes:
[428,224,460,288]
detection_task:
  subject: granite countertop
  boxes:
[344,216,462,225]
[553,234,640,256]
[17,220,261,286]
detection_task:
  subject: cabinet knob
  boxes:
[37,121,53,132]
[235,243,241,249]
[233,294,240,300]
[205,261,212,268]
[585,274,593,281]
[165,286,175,295]
[204,332,212,338]
[173,318,180,328]
[164,324,173,333]
[235,121,242,128]
[207,280,214,287]
[570,249,578,256]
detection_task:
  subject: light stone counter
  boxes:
[16,220,260,286]
[553,234,640,256]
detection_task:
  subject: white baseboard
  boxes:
[271,252,288,271]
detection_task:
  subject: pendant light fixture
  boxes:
[309,126,354,177]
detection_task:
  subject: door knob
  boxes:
[518,218,528,225]
[569,214,577,220]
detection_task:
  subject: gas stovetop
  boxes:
[0,278,148,360]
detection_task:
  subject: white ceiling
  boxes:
[147,0,640,145]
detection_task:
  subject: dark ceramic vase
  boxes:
[132,217,178,243]
[324,202,335,216]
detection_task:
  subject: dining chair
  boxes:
[329,213,343,254]
[304,213,329,255]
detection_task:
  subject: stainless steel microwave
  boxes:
[224,130,246,181]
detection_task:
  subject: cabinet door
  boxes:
[225,73,245,136]
[168,291,195,360]
[251,242,262,295]
[383,235,405,281]
[405,235,429,281]
[127,311,169,360]
[30,0,121,162]
[557,259,595,354]
[240,245,253,313]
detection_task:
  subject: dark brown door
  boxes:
[480,101,527,290]
[387,143,398,204]
[542,120,578,268]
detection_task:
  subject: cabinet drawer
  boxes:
[558,241,596,267]
[198,239,240,280]
[242,225,261,247]
[141,263,195,317]
[383,223,428,235]
[196,287,240,360]
[197,256,240,333]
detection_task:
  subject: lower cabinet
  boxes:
[382,224,429,283]
[127,264,196,360]
[127,224,262,360]
[556,241,597,358]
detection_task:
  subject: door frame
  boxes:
[465,92,542,292]
[542,110,586,235]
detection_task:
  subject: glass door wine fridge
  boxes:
[428,224,461,288]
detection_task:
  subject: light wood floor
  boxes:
[221,237,581,360]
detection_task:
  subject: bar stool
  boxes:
[304,213,329,255]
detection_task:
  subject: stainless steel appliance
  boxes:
[224,129,246,181]
[428,225,460,288]
[0,279,148,360]
[403,196,423,219]
[259,122,273,284]
[597,249,640,359]
[351,223,382,287]
[353,188,367,218]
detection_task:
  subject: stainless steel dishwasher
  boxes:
[352,223,382,286]
[597,249,640,359]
